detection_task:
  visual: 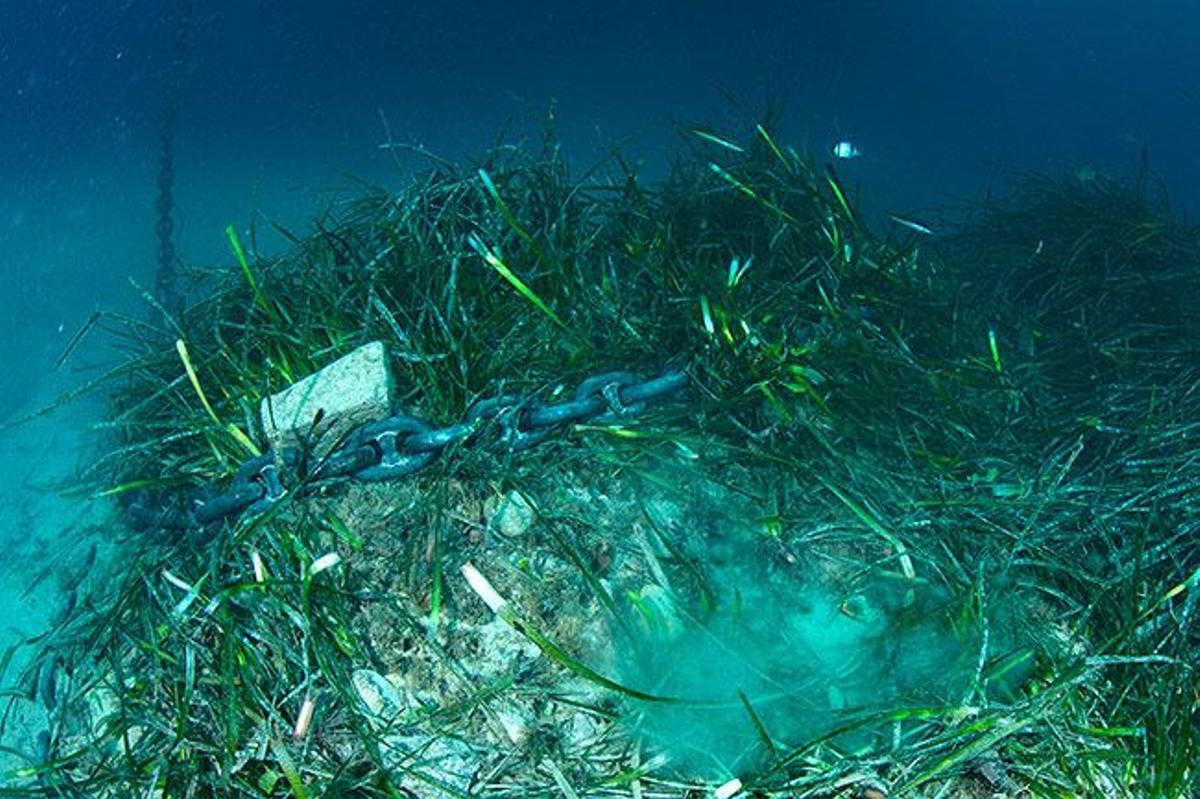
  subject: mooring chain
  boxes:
[168,368,688,530]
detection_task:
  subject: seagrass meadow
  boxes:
[2,121,1197,798]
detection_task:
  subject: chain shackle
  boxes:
[350,415,439,481]
[573,371,648,420]
[465,394,554,451]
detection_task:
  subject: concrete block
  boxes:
[260,341,393,458]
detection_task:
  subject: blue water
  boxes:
[0,2,1196,517]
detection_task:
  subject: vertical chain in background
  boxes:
[154,0,193,307]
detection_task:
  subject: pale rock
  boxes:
[494,700,533,745]
[485,490,537,539]
[470,616,542,681]
[564,712,601,747]
[351,668,406,727]
[260,341,394,459]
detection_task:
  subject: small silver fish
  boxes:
[832,141,861,159]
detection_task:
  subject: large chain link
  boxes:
[128,368,688,533]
